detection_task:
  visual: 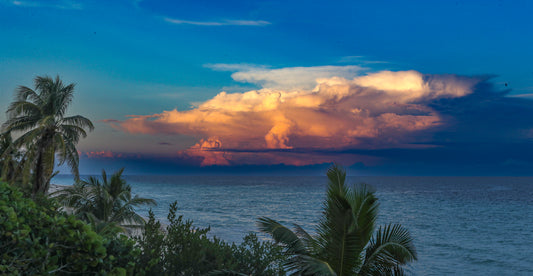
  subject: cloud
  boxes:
[81,151,141,159]
[510,93,533,98]
[6,0,82,9]
[206,64,366,90]
[105,67,481,166]
[338,56,389,64]
[164,17,270,26]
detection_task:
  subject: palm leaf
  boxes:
[360,224,417,275]
[6,100,41,118]
[15,85,43,106]
[349,184,379,249]
[61,115,94,131]
[290,255,336,276]
[257,217,308,255]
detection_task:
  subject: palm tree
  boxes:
[1,75,94,195]
[258,165,417,275]
[53,168,156,235]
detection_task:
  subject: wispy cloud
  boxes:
[6,0,82,9]
[338,56,389,64]
[509,93,533,98]
[205,64,366,90]
[164,17,271,26]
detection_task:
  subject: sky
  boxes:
[1,0,533,175]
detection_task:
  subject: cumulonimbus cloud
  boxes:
[105,67,479,166]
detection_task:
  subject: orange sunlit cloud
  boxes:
[104,69,479,166]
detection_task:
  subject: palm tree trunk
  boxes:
[33,147,45,196]
[32,132,54,196]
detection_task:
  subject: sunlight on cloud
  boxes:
[105,66,479,166]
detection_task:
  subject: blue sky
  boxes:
[1,0,533,175]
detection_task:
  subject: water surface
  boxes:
[53,175,533,275]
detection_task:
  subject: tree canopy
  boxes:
[2,75,93,195]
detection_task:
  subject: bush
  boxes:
[0,182,140,275]
[1,182,285,275]
[231,233,286,275]
[136,202,286,275]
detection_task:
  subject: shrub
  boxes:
[0,182,140,275]
[136,202,286,275]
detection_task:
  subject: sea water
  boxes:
[52,175,533,275]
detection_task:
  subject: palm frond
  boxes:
[129,195,157,206]
[14,128,43,147]
[59,124,85,143]
[65,142,80,180]
[15,85,43,106]
[2,115,40,133]
[61,115,93,131]
[288,255,336,276]
[257,217,309,255]
[39,115,57,128]
[349,183,379,248]
[360,224,417,275]
[317,190,363,276]
[293,223,320,254]
[57,82,75,117]
[6,100,41,118]
[326,163,348,198]
[54,132,67,164]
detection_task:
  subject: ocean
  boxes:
[53,175,533,275]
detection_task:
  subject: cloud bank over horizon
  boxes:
[104,66,486,167]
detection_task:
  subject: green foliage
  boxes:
[53,168,156,235]
[101,234,147,275]
[135,210,165,275]
[136,202,286,275]
[230,232,286,275]
[0,133,27,190]
[0,182,143,275]
[1,75,94,195]
[258,164,417,275]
